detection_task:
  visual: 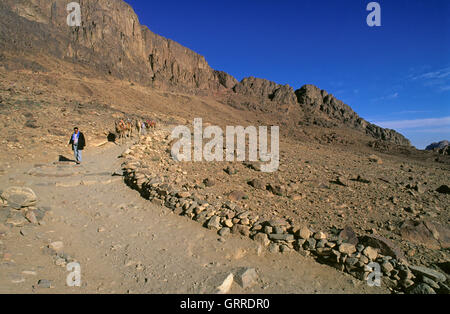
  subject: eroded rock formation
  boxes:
[0,0,411,146]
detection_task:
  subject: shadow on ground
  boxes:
[58,155,75,163]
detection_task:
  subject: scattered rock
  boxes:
[267,218,290,228]
[244,162,262,172]
[362,246,378,261]
[269,234,294,242]
[55,257,67,267]
[37,279,52,289]
[414,183,426,194]
[224,219,233,228]
[215,273,234,294]
[218,227,231,237]
[381,277,398,290]
[303,238,317,250]
[338,243,356,255]
[409,266,447,283]
[381,261,394,274]
[408,283,436,294]
[268,243,280,253]
[227,191,246,201]
[339,226,359,245]
[266,184,286,196]
[314,231,327,240]
[203,178,216,187]
[248,179,266,190]
[297,226,312,239]
[224,166,237,175]
[421,277,440,290]
[231,224,250,237]
[177,191,191,198]
[400,220,450,250]
[253,233,270,247]
[49,241,64,252]
[404,206,419,215]
[6,212,28,227]
[25,211,38,224]
[206,216,222,230]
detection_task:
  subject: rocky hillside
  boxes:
[426,141,449,151]
[295,85,411,146]
[226,80,411,146]
[0,0,410,146]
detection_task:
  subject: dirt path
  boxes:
[0,141,387,294]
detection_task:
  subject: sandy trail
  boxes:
[0,141,386,294]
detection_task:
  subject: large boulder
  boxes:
[359,235,406,263]
[400,220,450,250]
[409,266,447,283]
[338,226,359,245]
[1,187,37,209]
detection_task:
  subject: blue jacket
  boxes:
[68,132,86,150]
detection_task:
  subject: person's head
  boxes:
[74,127,79,134]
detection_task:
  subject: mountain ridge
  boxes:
[426,140,449,150]
[0,0,410,146]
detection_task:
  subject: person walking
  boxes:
[68,127,86,164]
[141,121,147,136]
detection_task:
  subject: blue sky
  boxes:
[124,0,450,149]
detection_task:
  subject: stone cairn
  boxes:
[120,133,449,295]
[0,186,47,227]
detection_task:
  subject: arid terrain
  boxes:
[0,0,449,294]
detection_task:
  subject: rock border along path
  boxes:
[0,137,387,294]
[121,131,449,294]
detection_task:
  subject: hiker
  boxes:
[68,127,86,164]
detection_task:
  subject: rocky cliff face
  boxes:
[0,0,235,92]
[0,0,411,146]
[233,77,297,105]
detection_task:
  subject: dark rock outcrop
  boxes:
[426,140,449,151]
[233,77,297,105]
[295,85,411,146]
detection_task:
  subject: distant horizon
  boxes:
[124,0,450,149]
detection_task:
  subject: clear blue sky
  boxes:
[124,0,450,149]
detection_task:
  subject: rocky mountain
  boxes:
[226,81,410,146]
[233,77,297,105]
[426,140,450,151]
[0,0,410,146]
[295,85,411,146]
[0,0,235,93]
